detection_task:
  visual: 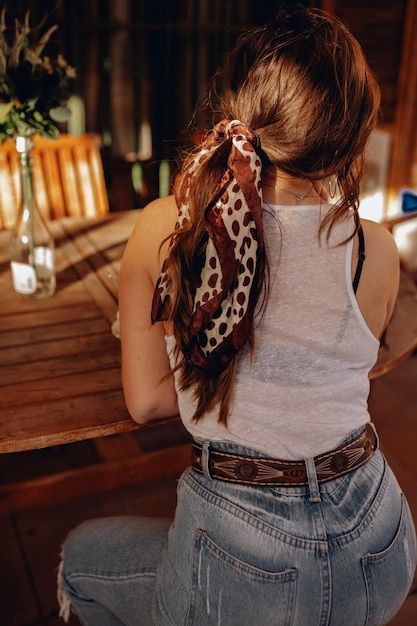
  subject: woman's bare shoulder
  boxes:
[360,218,398,259]
[124,195,178,275]
[356,218,400,336]
[132,195,178,242]
[359,218,400,292]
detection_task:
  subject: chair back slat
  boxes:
[0,151,18,228]
[58,146,83,217]
[37,148,67,219]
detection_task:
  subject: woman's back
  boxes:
[168,201,395,458]
[59,8,415,626]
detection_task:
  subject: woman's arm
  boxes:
[118,196,179,423]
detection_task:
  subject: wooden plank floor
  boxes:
[1,354,417,625]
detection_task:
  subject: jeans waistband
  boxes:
[191,424,377,487]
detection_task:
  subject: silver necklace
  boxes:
[263,182,316,205]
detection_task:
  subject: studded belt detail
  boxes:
[191,424,377,487]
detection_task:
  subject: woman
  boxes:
[58,7,416,625]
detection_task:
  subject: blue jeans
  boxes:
[58,427,416,625]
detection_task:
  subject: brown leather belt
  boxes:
[191,424,377,487]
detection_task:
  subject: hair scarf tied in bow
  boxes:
[152,120,264,378]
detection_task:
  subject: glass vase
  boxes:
[9,135,56,299]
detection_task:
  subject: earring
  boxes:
[328,175,338,199]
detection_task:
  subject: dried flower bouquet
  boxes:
[0,8,76,141]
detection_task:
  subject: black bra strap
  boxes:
[352,226,365,294]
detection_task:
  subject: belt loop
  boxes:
[368,422,379,451]
[305,457,321,503]
[201,441,213,480]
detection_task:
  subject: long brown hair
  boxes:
[162,6,381,423]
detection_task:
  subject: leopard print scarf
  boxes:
[151,119,264,377]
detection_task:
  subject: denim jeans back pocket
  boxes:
[361,495,416,626]
[186,529,297,626]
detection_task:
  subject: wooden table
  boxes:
[0,210,416,513]
[0,210,190,514]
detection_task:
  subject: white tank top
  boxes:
[165,203,380,460]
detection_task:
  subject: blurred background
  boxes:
[4,0,417,219]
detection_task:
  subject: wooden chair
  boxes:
[0,133,109,229]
